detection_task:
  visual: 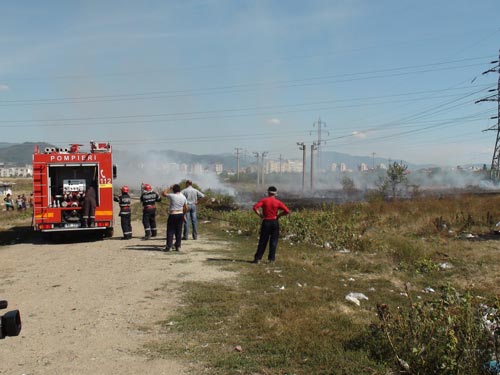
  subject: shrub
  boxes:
[366,286,497,374]
[212,203,370,252]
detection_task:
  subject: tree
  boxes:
[341,175,356,193]
[384,162,409,198]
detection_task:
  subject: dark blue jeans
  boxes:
[254,219,280,261]
[183,203,198,239]
[167,213,184,249]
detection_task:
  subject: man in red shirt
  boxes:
[252,186,290,264]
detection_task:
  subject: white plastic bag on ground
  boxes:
[345,292,369,306]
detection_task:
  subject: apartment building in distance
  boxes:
[0,164,33,178]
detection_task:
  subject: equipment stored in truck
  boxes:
[32,141,116,237]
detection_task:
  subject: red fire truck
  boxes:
[32,141,116,237]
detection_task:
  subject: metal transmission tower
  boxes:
[476,51,500,180]
[261,152,268,186]
[311,117,329,171]
[310,142,318,192]
[253,152,260,189]
[297,142,306,192]
[252,151,268,189]
[234,148,243,180]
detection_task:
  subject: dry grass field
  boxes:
[3,185,500,374]
[147,192,500,374]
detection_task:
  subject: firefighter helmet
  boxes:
[143,183,152,192]
[121,185,129,193]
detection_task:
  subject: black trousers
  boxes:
[166,213,184,249]
[142,207,157,237]
[254,219,280,261]
[82,198,96,227]
[120,211,132,238]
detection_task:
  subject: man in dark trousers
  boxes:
[140,183,161,239]
[114,185,132,239]
[82,184,97,228]
[252,186,290,264]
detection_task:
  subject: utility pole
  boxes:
[234,148,243,181]
[261,152,268,186]
[372,152,376,170]
[476,50,500,180]
[253,152,260,189]
[311,117,329,172]
[297,142,306,192]
[311,142,318,192]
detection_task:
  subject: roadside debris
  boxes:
[345,292,369,306]
[438,262,453,270]
[460,232,477,239]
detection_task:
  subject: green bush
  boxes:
[211,203,369,252]
[366,286,497,374]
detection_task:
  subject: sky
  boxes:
[0,1,499,167]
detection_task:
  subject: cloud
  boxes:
[267,118,281,125]
[352,131,366,139]
[0,84,9,92]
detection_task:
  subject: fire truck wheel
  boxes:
[104,228,114,238]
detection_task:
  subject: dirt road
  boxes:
[0,221,234,375]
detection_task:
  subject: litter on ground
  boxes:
[345,292,369,306]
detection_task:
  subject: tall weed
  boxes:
[212,203,369,252]
[366,286,497,374]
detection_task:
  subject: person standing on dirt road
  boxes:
[181,180,205,240]
[140,183,161,239]
[114,185,132,239]
[161,184,188,252]
[252,186,290,264]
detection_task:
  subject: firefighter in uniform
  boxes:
[114,185,132,239]
[82,184,97,228]
[140,183,161,239]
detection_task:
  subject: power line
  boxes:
[0,59,492,107]
[321,86,489,145]
[0,85,491,129]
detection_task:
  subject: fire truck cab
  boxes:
[32,141,116,237]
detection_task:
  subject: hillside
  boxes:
[0,142,422,170]
[0,142,55,165]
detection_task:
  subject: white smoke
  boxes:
[259,167,499,197]
[112,148,235,195]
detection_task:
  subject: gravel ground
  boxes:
[0,219,234,375]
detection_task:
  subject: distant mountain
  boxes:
[113,148,241,170]
[0,142,430,170]
[0,142,55,165]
